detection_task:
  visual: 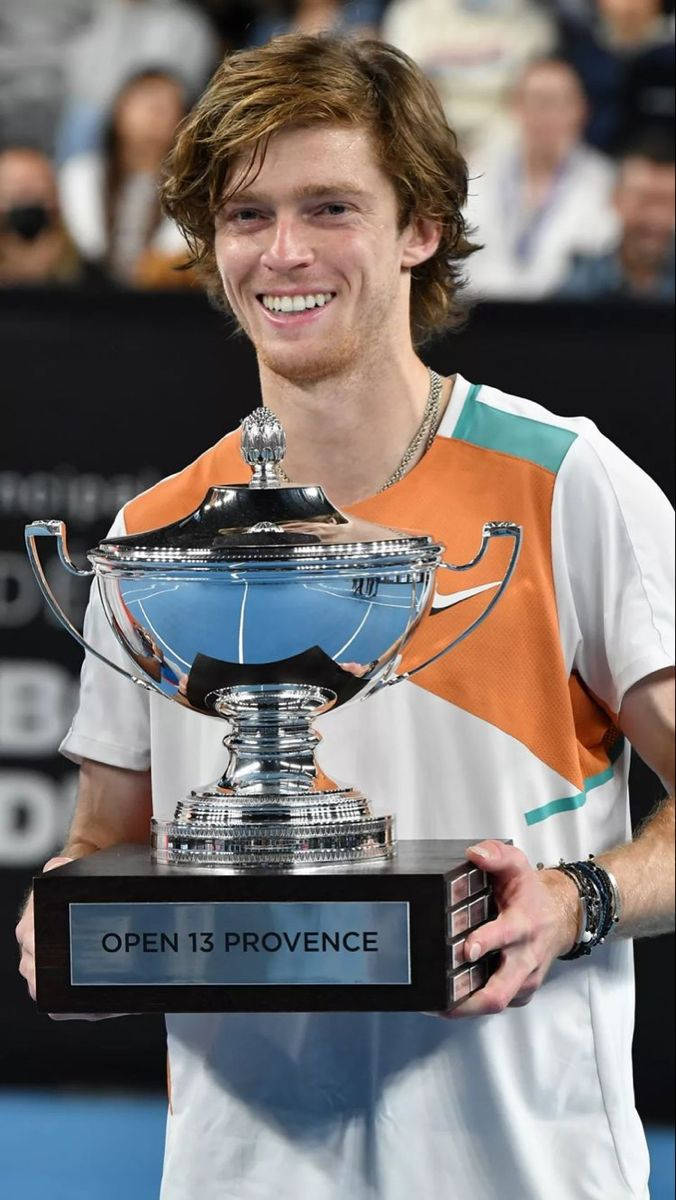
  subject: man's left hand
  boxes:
[445,840,580,1018]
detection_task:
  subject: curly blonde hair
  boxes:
[162,35,478,345]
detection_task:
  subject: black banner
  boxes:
[1,289,673,1119]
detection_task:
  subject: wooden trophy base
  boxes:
[34,839,498,1013]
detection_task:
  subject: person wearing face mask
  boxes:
[0,145,85,286]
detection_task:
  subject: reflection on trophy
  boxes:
[25,408,521,1013]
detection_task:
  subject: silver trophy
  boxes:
[25,408,521,1013]
[26,407,520,869]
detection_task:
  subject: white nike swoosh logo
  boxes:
[431,580,501,612]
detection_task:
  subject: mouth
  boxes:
[255,291,337,325]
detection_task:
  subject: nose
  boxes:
[260,215,314,273]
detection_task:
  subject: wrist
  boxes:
[539,867,580,957]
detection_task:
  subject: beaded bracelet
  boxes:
[537,855,622,960]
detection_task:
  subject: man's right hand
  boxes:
[16,856,73,1004]
[15,758,152,1020]
[15,855,126,1022]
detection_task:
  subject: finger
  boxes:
[16,923,35,958]
[450,951,534,1018]
[466,841,530,884]
[43,856,74,873]
[18,959,37,1001]
[464,910,535,964]
[508,969,542,1008]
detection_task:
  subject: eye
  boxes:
[317,203,350,217]
[231,209,264,223]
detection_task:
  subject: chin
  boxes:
[257,333,359,384]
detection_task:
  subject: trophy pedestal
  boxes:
[34,840,498,1014]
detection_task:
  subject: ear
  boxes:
[400,215,442,270]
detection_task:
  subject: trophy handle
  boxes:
[24,520,153,693]
[383,522,522,688]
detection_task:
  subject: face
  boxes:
[516,64,586,159]
[213,124,439,384]
[597,0,661,37]
[615,157,675,262]
[115,76,185,152]
[0,148,58,215]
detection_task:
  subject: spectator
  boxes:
[465,57,617,299]
[247,0,386,45]
[59,70,194,288]
[0,145,86,286]
[381,0,556,154]
[560,0,675,152]
[560,130,675,298]
[56,0,217,164]
[0,0,98,156]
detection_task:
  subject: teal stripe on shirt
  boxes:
[455,383,577,473]
[524,738,626,826]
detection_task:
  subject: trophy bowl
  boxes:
[26,408,521,870]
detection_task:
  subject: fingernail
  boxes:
[468,844,490,859]
[468,942,482,962]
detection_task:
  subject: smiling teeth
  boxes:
[261,293,334,312]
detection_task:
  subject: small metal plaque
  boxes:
[468,868,486,895]
[69,901,411,987]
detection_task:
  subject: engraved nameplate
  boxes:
[69,901,411,987]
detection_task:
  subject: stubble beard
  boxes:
[254,290,394,386]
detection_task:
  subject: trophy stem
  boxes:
[211,683,337,795]
[151,683,395,868]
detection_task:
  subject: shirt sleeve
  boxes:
[59,508,151,770]
[551,424,675,715]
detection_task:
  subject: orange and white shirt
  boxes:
[62,374,674,1200]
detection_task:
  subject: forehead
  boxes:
[0,149,55,195]
[225,124,392,201]
[520,63,582,100]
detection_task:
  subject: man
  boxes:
[16,35,674,1200]
[465,57,617,299]
[561,130,675,300]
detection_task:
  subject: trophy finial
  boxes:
[241,406,287,488]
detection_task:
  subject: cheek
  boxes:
[214,235,254,294]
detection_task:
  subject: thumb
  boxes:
[42,856,74,873]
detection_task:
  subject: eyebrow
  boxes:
[223,182,371,206]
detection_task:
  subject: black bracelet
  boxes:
[556,862,600,959]
[552,855,622,960]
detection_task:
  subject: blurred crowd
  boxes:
[0,0,673,301]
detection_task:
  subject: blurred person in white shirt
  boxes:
[59,69,193,287]
[380,0,556,155]
[465,56,617,299]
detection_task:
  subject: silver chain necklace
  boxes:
[276,367,445,492]
[378,367,444,492]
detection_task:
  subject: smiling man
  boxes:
[17,35,675,1200]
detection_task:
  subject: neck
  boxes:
[256,345,448,508]
[523,144,569,187]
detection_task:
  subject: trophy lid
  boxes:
[94,407,441,569]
